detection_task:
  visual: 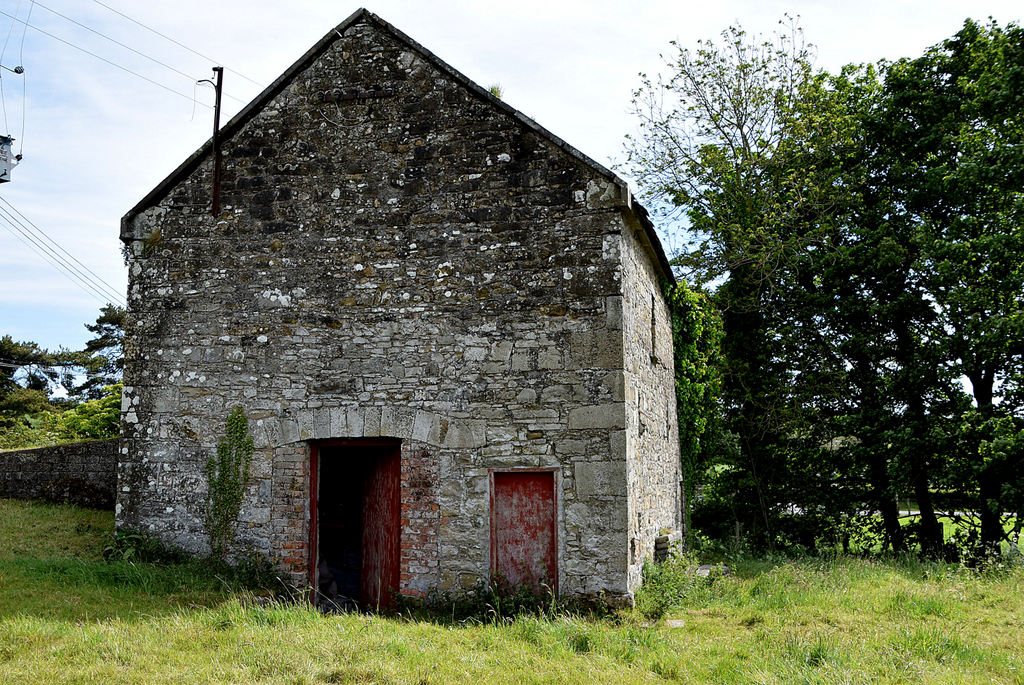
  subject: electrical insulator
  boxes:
[0,136,17,183]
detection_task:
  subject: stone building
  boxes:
[118,8,680,606]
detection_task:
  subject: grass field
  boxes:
[1,498,1022,683]
[844,513,1021,555]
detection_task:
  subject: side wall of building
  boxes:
[619,212,682,592]
[118,19,634,600]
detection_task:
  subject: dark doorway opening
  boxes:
[313,439,401,611]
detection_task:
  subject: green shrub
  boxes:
[104,527,281,594]
[54,382,121,440]
[408,575,556,623]
[0,383,120,450]
[398,571,614,623]
[0,387,54,415]
[634,551,719,619]
[104,527,190,564]
[0,420,59,450]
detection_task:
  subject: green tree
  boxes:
[0,335,55,396]
[881,19,1024,553]
[54,383,122,441]
[57,304,125,400]
[627,17,1023,557]
[783,61,961,555]
[0,383,120,449]
[0,307,125,450]
[664,282,723,545]
[625,20,850,548]
[0,387,54,417]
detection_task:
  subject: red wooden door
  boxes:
[361,449,400,609]
[491,471,557,593]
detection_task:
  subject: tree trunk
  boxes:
[719,266,778,550]
[970,370,1003,554]
[853,357,905,553]
[869,451,905,552]
[892,304,943,557]
[978,469,1003,555]
[908,390,943,557]
[911,463,943,557]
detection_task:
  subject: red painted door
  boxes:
[491,471,557,593]
[361,449,400,609]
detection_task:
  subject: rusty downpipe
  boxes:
[199,67,225,216]
[211,67,224,216]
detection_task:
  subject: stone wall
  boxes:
[620,211,682,592]
[0,440,118,509]
[118,13,675,602]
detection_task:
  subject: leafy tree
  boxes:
[773,23,1024,556]
[0,335,55,396]
[779,61,959,555]
[664,281,723,545]
[880,19,1024,553]
[53,383,122,440]
[58,304,125,400]
[0,387,54,417]
[0,305,124,449]
[625,20,853,548]
[1,305,124,404]
[0,383,120,449]
[624,18,1023,557]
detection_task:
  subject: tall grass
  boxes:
[1,497,1022,683]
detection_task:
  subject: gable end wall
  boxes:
[118,17,671,602]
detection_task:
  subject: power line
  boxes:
[18,51,25,153]
[89,0,262,88]
[32,1,245,105]
[0,213,115,307]
[0,358,120,374]
[0,359,54,369]
[17,2,32,61]
[0,0,23,62]
[0,211,123,307]
[0,9,212,109]
[0,0,22,133]
[0,206,125,307]
[0,215,125,305]
[17,2,31,153]
[0,59,8,135]
[0,196,125,305]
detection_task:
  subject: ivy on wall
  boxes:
[204,406,254,561]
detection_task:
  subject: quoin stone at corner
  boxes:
[117,8,681,607]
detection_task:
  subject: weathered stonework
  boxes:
[117,9,680,603]
[620,212,681,591]
[1,440,118,509]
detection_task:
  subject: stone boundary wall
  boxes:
[0,440,118,509]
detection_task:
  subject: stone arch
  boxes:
[253,406,486,451]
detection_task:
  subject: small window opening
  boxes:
[650,292,658,364]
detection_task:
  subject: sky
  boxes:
[0,0,1021,355]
